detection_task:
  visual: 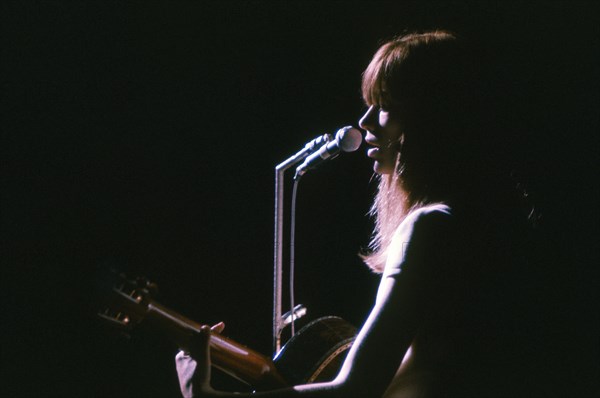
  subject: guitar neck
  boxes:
[143,300,288,389]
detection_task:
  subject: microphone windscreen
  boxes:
[337,126,363,152]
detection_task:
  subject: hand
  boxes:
[175,322,225,398]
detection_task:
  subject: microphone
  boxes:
[278,134,333,172]
[301,133,333,153]
[294,126,362,179]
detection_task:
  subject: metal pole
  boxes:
[272,135,331,355]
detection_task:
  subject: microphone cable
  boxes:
[289,177,300,337]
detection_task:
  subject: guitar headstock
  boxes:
[97,271,159,334]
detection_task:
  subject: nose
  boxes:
[358,105,378,131]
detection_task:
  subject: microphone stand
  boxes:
[273,135,330,355]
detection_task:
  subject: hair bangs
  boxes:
[362,45,392,106]
[361,42,407,107]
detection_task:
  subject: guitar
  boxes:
[98,272,356,390]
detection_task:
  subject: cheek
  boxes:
[378,113,403,142]
[388,120,404,144]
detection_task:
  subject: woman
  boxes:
[176,31,532,398]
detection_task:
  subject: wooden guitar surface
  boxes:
[98,273,356,390]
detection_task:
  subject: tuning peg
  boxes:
[134,276,159,296]
[145,281,159,296]
[98,308,130,326]
[97,311,133,341]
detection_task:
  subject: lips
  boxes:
[364,132,382,159]
[367,147,381,159]
[364,132,381,146]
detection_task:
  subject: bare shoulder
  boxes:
[394,203,453,241]
[385,204,454,275]
[407,203,452,221]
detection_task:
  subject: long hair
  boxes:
[361,31,489,272]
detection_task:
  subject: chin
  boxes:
[373,161,394,175]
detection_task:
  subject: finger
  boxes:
[194,326,212,390]
[210,321,225,334]
[198,324,212,349]
[186,325,211,359]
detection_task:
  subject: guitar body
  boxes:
[274,316,357,384]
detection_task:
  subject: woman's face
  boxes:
[359,102,403,175]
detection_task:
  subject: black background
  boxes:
[3,1,598,397]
